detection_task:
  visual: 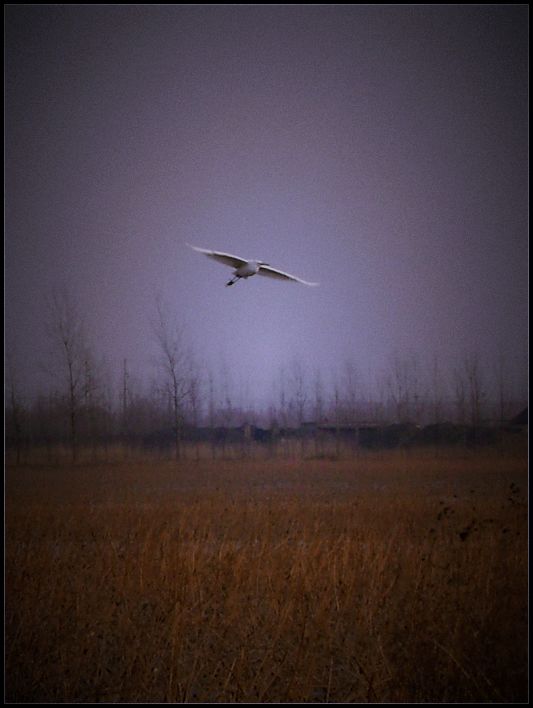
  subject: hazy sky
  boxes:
[5,4,529,408]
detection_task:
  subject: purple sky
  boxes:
[5,5,529,409]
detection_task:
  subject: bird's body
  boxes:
[234,260,261,279]
[187,244,319,287]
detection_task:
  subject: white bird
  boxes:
[187,244,319,288]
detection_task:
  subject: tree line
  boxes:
[6,290,524,463]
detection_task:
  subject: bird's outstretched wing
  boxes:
[187,244,247,269]
[258,264,319,286]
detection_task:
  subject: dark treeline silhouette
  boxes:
[5,292,527,462]
[5,355,527,462]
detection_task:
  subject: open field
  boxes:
[5,448,528,702]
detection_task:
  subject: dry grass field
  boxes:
[5,446,528,703]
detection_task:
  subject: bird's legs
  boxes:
[226,276,240,287]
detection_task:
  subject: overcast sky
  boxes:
[5,4,529,409]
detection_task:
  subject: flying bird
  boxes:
[187,244,319,287]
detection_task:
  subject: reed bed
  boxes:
[5,449,528,702]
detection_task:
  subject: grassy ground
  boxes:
[5,447,528,702]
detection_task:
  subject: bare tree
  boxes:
[207,369,217,458]
[494,352,510,424]
[311,368,324,456]
[81,347,105,456]
[152,297,192,460]
[119,366,151,448]
[464,352,486,428]
[452,367,468,425]
[289,359,307,426]
[370,367,387,423]
[386,352,421,423]
[277,365,289,429]
[6,350,25,464]
[430,353,447,424]
[289,359,308,456]
[313,368,325,423]
[120,358,130,437]
[332,375,341,457]
[342,359,360,422]
[219,360,235,428]
[46,289,87,462]
[188,362,203,460]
